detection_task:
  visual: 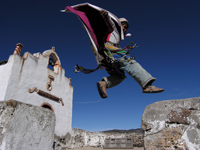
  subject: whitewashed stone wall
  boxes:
[0,49,73,138]
[0,101,55,150]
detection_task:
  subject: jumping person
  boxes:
[63,3,164,99]
[96,11,164,98]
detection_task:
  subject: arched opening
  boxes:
[43,49,61,74]
[48,55,55,70]
[41,103,54,113]
[42,105,51,110]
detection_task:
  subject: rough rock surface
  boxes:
[141,97,200,150]
[0,100,55,150]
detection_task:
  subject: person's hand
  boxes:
[100,10,108,18]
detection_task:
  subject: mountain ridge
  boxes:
[101,128,143,133]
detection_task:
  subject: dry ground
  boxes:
[66,147,144,150]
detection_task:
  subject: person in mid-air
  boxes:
[96,10,164,98]
[63,3,164,99]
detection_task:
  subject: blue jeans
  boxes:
[102,58,156,89]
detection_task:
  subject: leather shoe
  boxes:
[97,81,108,98]
[143,85,164,93]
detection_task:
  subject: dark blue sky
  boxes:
[1,0,200,131]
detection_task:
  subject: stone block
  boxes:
[141,97,200,150]
[0,100,55,150]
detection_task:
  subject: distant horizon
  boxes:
[73,127,143,132]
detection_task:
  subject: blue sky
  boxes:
[1,0,200,132]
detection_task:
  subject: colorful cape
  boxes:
[61,3,124,65]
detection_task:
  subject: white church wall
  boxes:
[0,49,73,137]
[0,56,16,100]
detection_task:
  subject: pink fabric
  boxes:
[106,33,111,42]
[66,6,99,48]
